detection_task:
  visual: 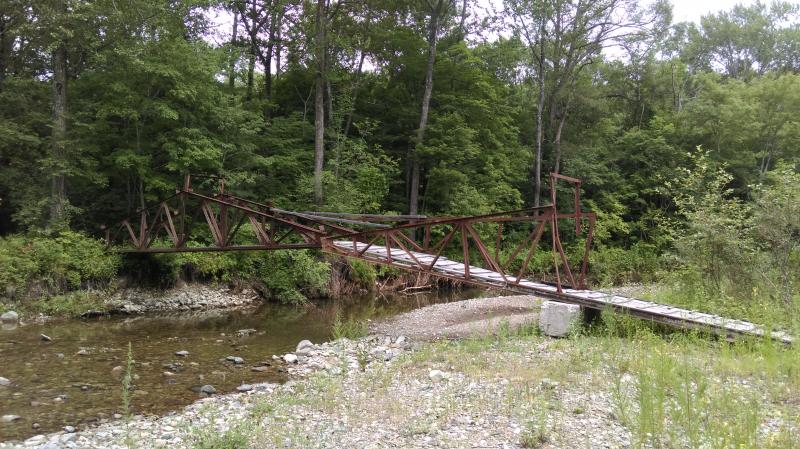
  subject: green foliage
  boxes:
[121,342,135,419]
[590,243,661,286]
[24,291,106,317]
[346,259,377,289]
[667,150,755,292]
[160,250,331,305]
[331,310,368,340]
[0,231,120,300]
[1,0,799,307]
[751,166,800,303]
[188,421,252,449]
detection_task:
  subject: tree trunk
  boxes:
[533,23,545,207]
[326,77,334,132]
[246,36,255,100]
[410,5,440,216]
[275,12,282,80]
[313,0,326,206]
[553,111,566,175]
[264,17,276,104]
[343,49,367,137]
[228,5,238,90]
[49,31,68,228]
[0,18,7,92]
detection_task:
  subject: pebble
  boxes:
[428,369,446,383]
[226,356,245,365]
[175,350,190,357]
[236,328,257,337]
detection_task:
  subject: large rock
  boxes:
[1,311,19,323]
[538,301,581,337]
[295,340,314,356]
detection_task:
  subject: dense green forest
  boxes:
[0,0,798,319]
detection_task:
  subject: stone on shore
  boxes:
[295,340,314,356]
[226,356,245,365]
[283,353,298,364]
[538,300,581,337]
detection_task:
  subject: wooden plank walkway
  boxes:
[332,240,792,344]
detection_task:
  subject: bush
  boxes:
[590,242,662,286]
[0,231,120,300]
[154,249,331,305]
[347,259,377,289]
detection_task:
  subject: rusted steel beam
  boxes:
[118,243,320,253]
[108,172,595,296]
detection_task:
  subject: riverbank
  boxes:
[3,295,797,448]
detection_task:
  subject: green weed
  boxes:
[331,310,368,340]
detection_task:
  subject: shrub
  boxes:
[0,231,120,300]
[347,259,377,289]
[153,249,331,305]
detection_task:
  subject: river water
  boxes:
[0,290,483,442]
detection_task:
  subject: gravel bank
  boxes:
[371,295,541,340]
[2,296,795,449]
[106,284,261,314]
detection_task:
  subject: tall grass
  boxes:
[598,309,800,449]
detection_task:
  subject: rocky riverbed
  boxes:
[106,284,262,314]
[2,295,797,448]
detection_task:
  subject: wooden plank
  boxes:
[330,239,791,343]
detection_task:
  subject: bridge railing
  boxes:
[322,173,596,292]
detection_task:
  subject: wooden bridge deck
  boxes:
[332,241,792,344]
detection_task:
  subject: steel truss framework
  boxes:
[106,173,596,293]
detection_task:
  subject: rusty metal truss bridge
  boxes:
[104,174,791,344]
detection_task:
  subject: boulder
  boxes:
[283,353,298,364]
[1,311,19,323]
[295,340,314,355]
[538,301,581,337]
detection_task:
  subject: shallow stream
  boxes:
[0,289,482,441]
